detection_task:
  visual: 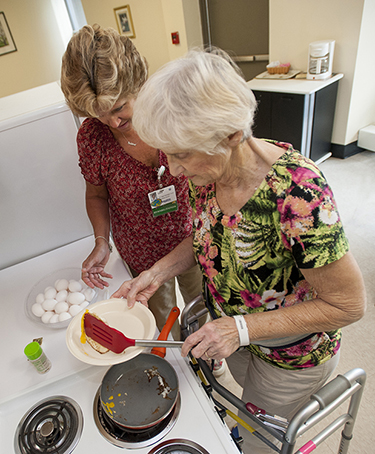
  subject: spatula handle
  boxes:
[152,306,180,357]
[135,340,184,348]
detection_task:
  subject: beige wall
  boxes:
[0,0,202,98]
[81,0,202,70]
[0,0,68,98]
[270,0,373,146]
[81,0,170,75]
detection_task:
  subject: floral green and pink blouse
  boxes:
[189,141,349,370]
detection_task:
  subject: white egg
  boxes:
[58,312,72,322]
[31,303,45,317]
[56,290,68,302]
[54,301,69,314]
[68,292,85,305]
[42,298,58,311]
[49,314,60,324]
[35,293,45,304]
[83,288,96,302]
[44,287,57,299]
[79,301,90,310]
[69,305,83,317]
[68,280,82,292]
[56,278,69,291]
[41,311,54,324]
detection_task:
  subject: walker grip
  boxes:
[311,374,351,409]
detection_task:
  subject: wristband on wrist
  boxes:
[95,236,113,253]
[233,315,250,347]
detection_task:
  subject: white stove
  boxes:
[0,84,240,454]
[0,238,240,454]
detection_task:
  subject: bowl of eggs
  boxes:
[25,268,98,329]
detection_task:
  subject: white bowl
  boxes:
[25,267,98,329]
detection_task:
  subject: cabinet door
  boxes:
[252,90,271,139]
[310,82,338,162]
[271,93,305,151]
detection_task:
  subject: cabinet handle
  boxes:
[281,96,294,101]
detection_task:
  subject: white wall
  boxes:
[182,0,204,49]
[269,0,374,146]
[346,0,375,143]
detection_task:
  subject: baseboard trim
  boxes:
[331,141,365,159]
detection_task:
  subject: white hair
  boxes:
[132,48,257,155]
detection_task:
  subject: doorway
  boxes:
[199,0,269,81]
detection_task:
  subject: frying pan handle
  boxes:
[151,306,180,358]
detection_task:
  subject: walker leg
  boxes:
[337,370,365,454]
[338,432,352,454]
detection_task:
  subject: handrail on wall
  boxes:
[232,54,269,62]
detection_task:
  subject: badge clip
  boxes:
[157,165,165,188]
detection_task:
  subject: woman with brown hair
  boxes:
[60,25,203,340]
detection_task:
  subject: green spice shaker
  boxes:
[24,341,51,374]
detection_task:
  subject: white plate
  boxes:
[66,299,156,365]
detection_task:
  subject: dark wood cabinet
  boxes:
[248,75,342,163]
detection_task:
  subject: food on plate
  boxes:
[80,310,109,354]
[31,276,95,324]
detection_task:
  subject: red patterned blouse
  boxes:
[77,118,193,273]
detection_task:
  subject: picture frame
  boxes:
[114,5,136,38]
[0,12,17,56]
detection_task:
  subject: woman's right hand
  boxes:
[111,269,161,308]
[81,243,113,289]
[113,236,196,307]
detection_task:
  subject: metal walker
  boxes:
[181,296,366,454]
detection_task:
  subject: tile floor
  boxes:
[178,150,375,453]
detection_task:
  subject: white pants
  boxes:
[226,349,340,454]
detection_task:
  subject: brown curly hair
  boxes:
[61,24,148,117]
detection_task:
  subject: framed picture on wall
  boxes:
[114,5,135,38]
[0,12,17,56]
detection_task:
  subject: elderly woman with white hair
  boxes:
[112,49,366,453]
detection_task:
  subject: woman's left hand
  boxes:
[181,317,240,361]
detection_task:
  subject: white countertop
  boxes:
[0,240,240,454]
[0,236,131,405]
[247,73,343,94]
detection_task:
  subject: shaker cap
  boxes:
[24,341,42,360]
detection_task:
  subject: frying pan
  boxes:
[100,353,179,430]
[100,307,180,430]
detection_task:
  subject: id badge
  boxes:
[148,184,178,217]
